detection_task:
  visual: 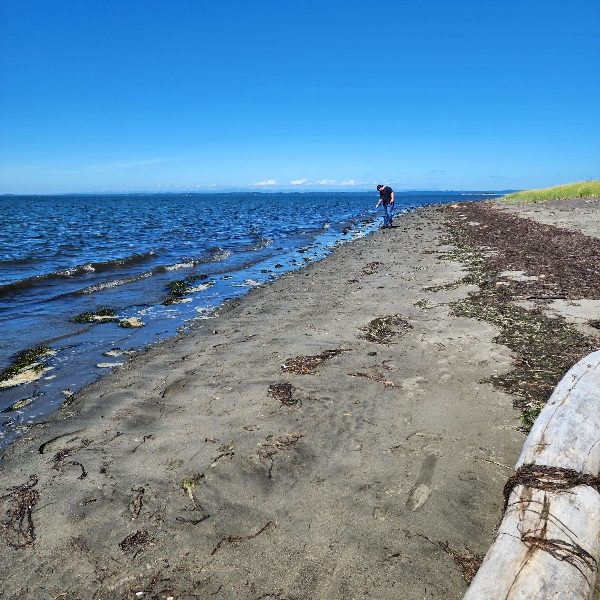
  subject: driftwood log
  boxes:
[464,350,600,599]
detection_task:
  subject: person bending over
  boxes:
[376,184,394,228]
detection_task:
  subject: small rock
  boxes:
[104,349,123,357]
[1,397,34,412]
[118,317,144,328]
[104,348,136,357]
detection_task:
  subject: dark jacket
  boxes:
[379,186,393,204]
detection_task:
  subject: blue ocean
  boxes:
[0,191,500,446]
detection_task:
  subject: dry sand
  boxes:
[494,197,600,240]
[0,205,543,599]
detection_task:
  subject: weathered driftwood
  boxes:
[464,350,600,599]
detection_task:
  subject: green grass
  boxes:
[503,180,600,204]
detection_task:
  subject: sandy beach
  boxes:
[2,200,599,600]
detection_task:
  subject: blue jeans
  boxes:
[381,203,394,227]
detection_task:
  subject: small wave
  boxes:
[0,256,40,267]
[213,249,232,261]
[164,261,196,271]
[0,252,157,297]
[155,249,233,274]
[90,252,156,271]
[74,249,233,296]
[77,272,153,294]
[249,237,273,251]
[57,263,95,277]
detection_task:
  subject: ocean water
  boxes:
[0,191,500,446]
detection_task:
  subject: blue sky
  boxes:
[1,0,598,193]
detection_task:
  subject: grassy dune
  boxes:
[503,179,600,204]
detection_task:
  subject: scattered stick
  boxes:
[438,541,483,582]
[258,433,304,461]
[403,529,482,583]
[129,487,145,520]
[52,439,91,467]
[347,370,395,387]
[258,433,304,479]
[211,443,235,468]
[210,520,275,556]
[176,514,210,525]
[474,456,512,470]
[131,434,153,453]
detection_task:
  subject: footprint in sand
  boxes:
[408,483,431,511]
[400,376,427,391]
[390,430,442,456]
[406,454,437,511]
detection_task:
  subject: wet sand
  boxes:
[0,205,552,599]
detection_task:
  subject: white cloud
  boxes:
[290,178,308,186]
[340,179,356,186]
[316,179,337,185]
[254,179,278,186]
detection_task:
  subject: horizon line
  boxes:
[0,188,517,197]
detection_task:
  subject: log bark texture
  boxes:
[464,350,600,599]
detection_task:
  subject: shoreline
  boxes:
[0,193,490,449]
[0,209,383,448]
[2,200,598,598]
